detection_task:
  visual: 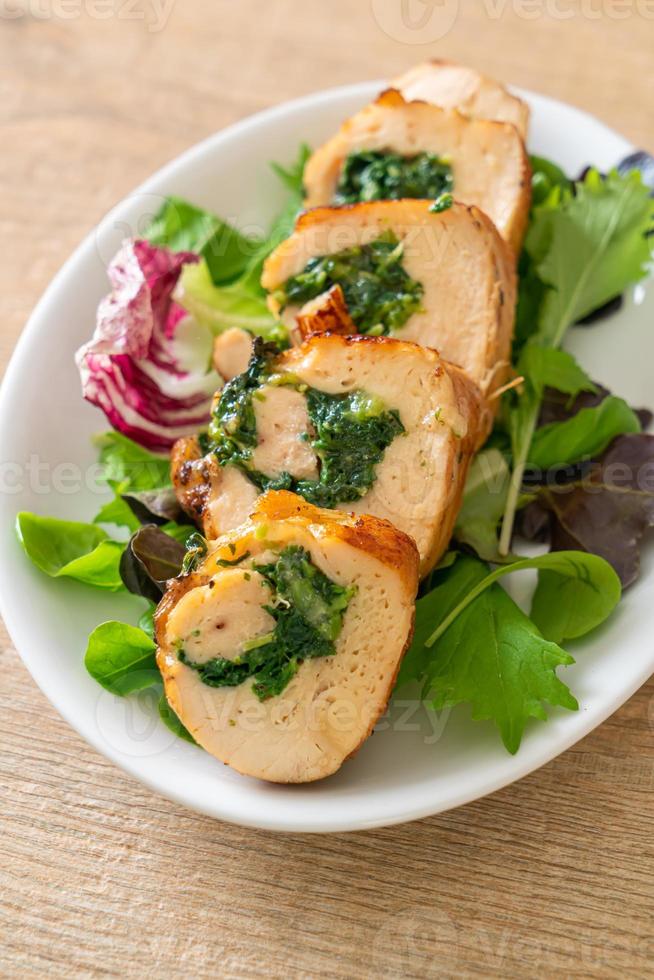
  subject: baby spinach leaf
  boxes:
[528,396,641,470]
[530,553,622,644]
[138,604,156,639]
[158,695,198,745]
[84,621,159,695]
[120,525,186,602]
[94,480,141,531]
[399,555,578,754]
[419,551,620,650]
[16,513,124,590]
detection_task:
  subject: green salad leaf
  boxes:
[453,448,512,562]
[16,513,124,590]
[529,154,572,207]
[398,550,620,751]
[531,169,653,348]
[518,347,597,398]
[419,551,621,649]
[84,621,159,695]
[527,395,641,470]
[95,431,172,491]
[93,481,141,532]
[93,432,180,531]
[499,167,653,553]
[144,195,258,284]
[175,144,310,345]
[399,555,579,753]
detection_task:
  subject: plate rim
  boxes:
[2,80,650,833]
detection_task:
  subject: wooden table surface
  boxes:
[1,3,653,976]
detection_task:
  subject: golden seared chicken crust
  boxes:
[392,59,529,138]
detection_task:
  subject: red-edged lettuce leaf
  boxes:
[76,240,220,452]
[518,433,654,587]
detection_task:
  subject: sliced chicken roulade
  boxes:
[261,199,516,396]
[392,59,530,138]
[155,490,420,783]
[302,89,530,253]
[172,333,485,577]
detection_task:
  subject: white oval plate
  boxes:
[1,82,652,833]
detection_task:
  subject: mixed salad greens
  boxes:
[16,138,654,754]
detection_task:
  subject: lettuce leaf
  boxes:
[175,144,311,346]
[144,196,258,284]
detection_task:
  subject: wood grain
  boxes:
[1,2,653,976]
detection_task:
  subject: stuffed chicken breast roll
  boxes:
[261,199,516,395]
[392,59,530,138]
[155,490,419,783]
[172,333,485,576]
[302,89,530,253]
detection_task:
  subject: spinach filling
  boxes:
[334,150,453,205]
[295,389,404,507]
[207,340,405,509]
[178,545,356,700]
[274,230,423,335]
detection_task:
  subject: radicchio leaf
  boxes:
[76,240,220,452]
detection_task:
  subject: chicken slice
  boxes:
[170,333,486,576]
[155,490,420,783]
[392,59,529,138]
[303,89,531,254]
[250,384,319,480]
[261,199,516,396]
